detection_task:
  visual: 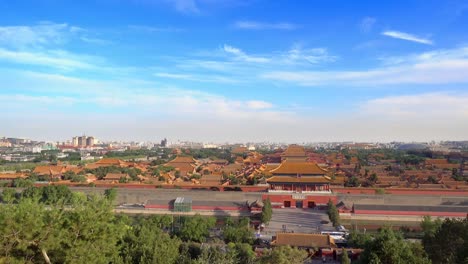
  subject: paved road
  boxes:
[264,208,333,234]
[69,187,263,204]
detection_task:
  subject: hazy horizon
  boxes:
[2,1,468,142]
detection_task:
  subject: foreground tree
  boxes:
[104,188,118,202]
[195,245,237,264]
[230,243,255,264]
[0,193,125,264]
[420,215,442,238]
[327,199,340,227]
[341,250,351,264]
[358,227,430,264]
[261,198,272,224]
[257,246,308,264]
[120,217,181,264]
[223,218,253,244]
[0,188,16,203]
[178,215,216,243]
[422,218,468,264]
[347,231,372,248]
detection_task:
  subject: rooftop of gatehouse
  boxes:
[270,160,328,176]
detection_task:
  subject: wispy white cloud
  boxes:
[219,44,336,65]
[246,100,273,109]
[127,25,184,33]
[285,45,337,64]
[0,67,282,121]
[4,87,468,142]
[0,22,70,47]
[2,65,468,142]
[382,30,433,45]
[234,20,297,30]
[154,72,192,79]
[0,94,77,105]
[0,48,98,70]
[361,92,468,119]
[222,44,270,63]
[154,72,238,83]
[0,21,111,48]
[359,17,376,32]
[80,36,112,45]
[262,46,468,86]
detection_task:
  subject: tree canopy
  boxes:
[358,227,431,264]
[177,215,216,243]
[422,218,468,264]
[327,199,340,227]
[261,198,272,224]
[257,245,308,264]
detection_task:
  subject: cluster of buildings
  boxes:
[71,135,95,147]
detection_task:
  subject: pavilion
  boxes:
[264,145,337,208]
[266,160,332,193]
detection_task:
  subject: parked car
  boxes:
[336,225,347,232]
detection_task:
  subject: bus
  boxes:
[320,231,348,241]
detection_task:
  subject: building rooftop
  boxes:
[273,233,335,248]
[266,175,332,183]
[270,160,328,175]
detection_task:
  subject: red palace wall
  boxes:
[332,187,468,196]
[354,210,468,217]
[45,182,467,196]
[143,204,249,211]
[262,194,337,208]
[144,204,170,209]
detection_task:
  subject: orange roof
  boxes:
[87,158,129,169]
[232,147,248,154]
[266,175,332,183]
[103,173,129,180]
[263,164,280,172]
[432,164,460,170]
[171,163,196,175]
[426,159,448,165]
[165,156,196,176]
[331,176,345,184]
[34,165,65,175]
[210,159,229,165]
[221,164,243,174]
[200,174,222,184]
[270,160,328,175]
[235,156,244,163]
[281,144,306,157]
[273,233,335,248]
[0,173,27,179]
[167,156,196,164]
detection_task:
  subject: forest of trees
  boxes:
[0,187,309,264]
[1,187,467,264]
[347,216,468,264]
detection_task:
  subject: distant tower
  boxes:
[78,135,87,147]
[72,137,79,146]
[161,138,168,147]
[86,136,95,147]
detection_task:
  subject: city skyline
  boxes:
[1,0,468,142]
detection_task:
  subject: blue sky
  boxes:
[1,0,468,143]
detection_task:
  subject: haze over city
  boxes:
[1,0,468,142]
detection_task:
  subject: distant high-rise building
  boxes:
[161,138,168,147]
[72,135,95,147]
[86,136,95,147]
[77,136,86,147]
